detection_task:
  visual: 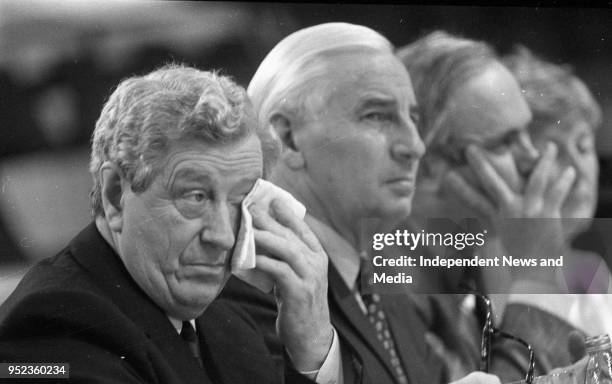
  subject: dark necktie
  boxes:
[180,320,203,367]
[359,262,408,384]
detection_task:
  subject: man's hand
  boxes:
[250,199,333,372]
[443,143,575,238]
[449,372,501,384]
[445,143,575,224]
[442,143,576,284]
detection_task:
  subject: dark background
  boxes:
[0,1,610,300]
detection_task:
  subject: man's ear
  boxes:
[269,112,305,170]
[99,162,127,233]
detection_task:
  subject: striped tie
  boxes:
[359,259,408,384]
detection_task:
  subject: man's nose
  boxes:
[200,203,235,251]
[391,117,426,162]
[513,131,539,175]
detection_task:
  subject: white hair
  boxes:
[248,22,394,132]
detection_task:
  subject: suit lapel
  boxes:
[197,303,279,384]
[328,263,399,382]
[70,223,213,384]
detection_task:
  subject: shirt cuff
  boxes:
[299,327,343,384]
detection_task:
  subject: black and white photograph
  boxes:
[0,1,611,383]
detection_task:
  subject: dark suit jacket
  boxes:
[219,263,446,384]
[401,217,586,383]
[0,223,311,384]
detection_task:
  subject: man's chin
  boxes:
[167,284,223,318]
[377,200,413,223]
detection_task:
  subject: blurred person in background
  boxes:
[397,31,603,382]
[0,64,337,384]
[218,22,502,384]
[503,45,612,333]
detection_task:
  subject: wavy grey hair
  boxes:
[503,45,602,133]
[397,31,498,165]
[89,64,279,216]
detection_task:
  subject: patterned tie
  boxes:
[180,321,203,367]
[359,262,408,384]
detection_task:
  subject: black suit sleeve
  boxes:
[0,291,154,383]
[219,278,371,383]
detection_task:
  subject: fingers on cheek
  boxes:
[251,205,281,228]
[253,228,273,246]
[270,200,293,223]
[446,172,495,216]
[254,230,290,258]
[250,208,268,229]
[273,205,313,245]
[256,255,294,286]
[253,213,293,240]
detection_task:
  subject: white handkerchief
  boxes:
[231,179,306,292]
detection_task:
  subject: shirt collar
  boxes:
[168,316,197,334]
[305,214,365,291]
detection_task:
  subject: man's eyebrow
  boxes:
[167,167,213,188]
[355,94,397,110]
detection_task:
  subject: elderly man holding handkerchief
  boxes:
[0,64,335,384]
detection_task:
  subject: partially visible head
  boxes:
[90,64,270,319]
[504,46,602,221]
[397,31,538,218]
[249,23,425,228]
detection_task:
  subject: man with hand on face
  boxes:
[0,65,334,383]
[397,31,571,295]
[504,45,612,343]
[397,31,597,382]
[218,22,502,384]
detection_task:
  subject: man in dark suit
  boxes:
[0,65,338,383]
[396,31,594,382]
[219,23,501,384]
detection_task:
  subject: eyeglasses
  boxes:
[476,293,536,384]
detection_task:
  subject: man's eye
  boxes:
[363,112,391,122]
[484,140,511,155]
[183,191,208,203]
[487,132,518,153]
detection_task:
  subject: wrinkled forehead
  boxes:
[158,133,263,179]
[322,51,416,109]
